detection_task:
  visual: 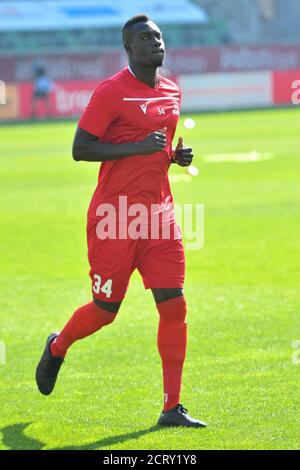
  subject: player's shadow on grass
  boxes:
[59,425,161,450]
[0,423,44,450]
[0,423,162,450]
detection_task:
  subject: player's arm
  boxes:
[72,127,167,162]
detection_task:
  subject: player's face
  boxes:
[130,21,165,67]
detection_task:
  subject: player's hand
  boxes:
[173,137,193,166]
[138,127,167,154]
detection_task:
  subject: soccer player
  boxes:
[36,14,206,428]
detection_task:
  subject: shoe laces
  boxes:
[177,403,188,414]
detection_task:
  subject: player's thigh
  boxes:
[88,227,138,303]
[137,237,185,292]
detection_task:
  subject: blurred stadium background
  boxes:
[1,0,300,451]
[1,0,300,120]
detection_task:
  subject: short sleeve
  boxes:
[78,80,119,138]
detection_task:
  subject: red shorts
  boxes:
[87,221,185,302]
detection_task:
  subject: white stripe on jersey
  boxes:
[123,97,179,101]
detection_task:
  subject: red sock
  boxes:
[156,296,187,412]
[50,301,117,358]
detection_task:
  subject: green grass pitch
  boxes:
[0,108,300,450]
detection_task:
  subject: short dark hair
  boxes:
[122,14,151,47]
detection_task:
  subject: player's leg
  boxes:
[31,95,37,119]
[151,287,183,304]
[138,236,206,427]
[35,235,136,396]
[153,289,206,428]
[45,93,51,117]
[49,298,122,359]
[93,298,121,313]
[35,298,122,396]
[138,238,187,409]
[152,288,187,410]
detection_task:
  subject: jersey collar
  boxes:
[127,65,161,90]
[127,65,136,78]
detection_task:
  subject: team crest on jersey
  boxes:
[140,104,147,114]
[157,107,165,115]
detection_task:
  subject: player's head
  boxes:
[122,14,165,67]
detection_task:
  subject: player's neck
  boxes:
[128,63,159,88]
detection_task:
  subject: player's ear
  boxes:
[124,42,131,53]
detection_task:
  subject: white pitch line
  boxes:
[169,174,192,183]
[202,151,273,163]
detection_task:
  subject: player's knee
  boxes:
[93,297,122,316]
[152,287,183,304]
[156,295,187,323]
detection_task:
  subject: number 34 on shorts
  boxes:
[92,274,113,299]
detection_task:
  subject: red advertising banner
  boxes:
[18,80,99,119]
[272,70,300,104]
[166,45,300,75]
[0,51,126,83]
[1,70,300,121]
[179,71,273,111]
[2,45,300,83]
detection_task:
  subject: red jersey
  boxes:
[78,66,181,224]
